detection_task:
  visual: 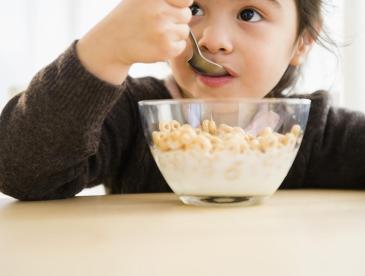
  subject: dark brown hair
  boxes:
[268,0,329,97]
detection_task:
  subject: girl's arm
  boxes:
[0,0,192,200]
[0,43,129,200]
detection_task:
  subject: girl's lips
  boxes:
[197,74,235,88]
[191,65,238,88]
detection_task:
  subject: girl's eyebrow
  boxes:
[266,0,282,8]
[236,0,282,9]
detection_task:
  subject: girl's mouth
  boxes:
[197,74,234,88]
[191,66,238,88]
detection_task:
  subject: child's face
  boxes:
[169,0,311,98]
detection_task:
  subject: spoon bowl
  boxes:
[188,31,229,77]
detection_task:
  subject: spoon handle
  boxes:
[189,30,202,56]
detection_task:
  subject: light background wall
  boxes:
[0,0,352,109]
[343,0,365,110]
[0,0,363,198]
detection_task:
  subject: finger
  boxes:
[169,7,192,24]
[166,0,194,8]
[169,24,190,41]
[170,40,187,56]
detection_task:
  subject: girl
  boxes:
[1,0,364,201]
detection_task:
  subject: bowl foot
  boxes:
[179,195,267,207]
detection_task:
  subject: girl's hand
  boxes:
[113,0,193,64]
[77,0,193,85]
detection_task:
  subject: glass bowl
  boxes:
[138,98,311,206]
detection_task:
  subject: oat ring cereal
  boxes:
[152,119,302,153]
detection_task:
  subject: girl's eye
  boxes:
[190,3,204,16]
[238,9,262,22]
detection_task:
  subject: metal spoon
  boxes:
[187,30,228,77]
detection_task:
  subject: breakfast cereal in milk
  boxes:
[151,120,302,196]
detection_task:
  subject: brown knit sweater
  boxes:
[1,42,365,201]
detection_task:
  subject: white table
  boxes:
[1,190,365,276]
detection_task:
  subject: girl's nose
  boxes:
[198,25,234,55]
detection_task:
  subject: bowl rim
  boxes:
[138,98,311,106]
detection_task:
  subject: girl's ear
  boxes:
[290,31,316,66]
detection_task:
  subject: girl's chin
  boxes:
[186,86,242,99]
[182,83,266,99]
[182,92,240,99]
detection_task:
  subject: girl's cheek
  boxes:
[175,49,191,67]
[169,52,192,78]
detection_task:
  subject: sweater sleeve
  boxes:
[282,91,365,189]
[0,41,132,200]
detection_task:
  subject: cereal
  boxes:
[180,131,196,145]
[181,124,194,131]
[291,124,301,137]
[209,135,222,145]
[232,127,245,136]
[152,131,162,145]
[285,133,296,145]
[170,120,181,130]
[259,135,278,153]
[193,135,212,151]
[208,120,217,135]
[219,123,233,134]
[166,136,182,150]
[159,122,172,132]
[201,120,217,135]
[225,140,242,153]
[249,139,261,151]
[239,141,249,153]
[152,120,302,153]
[195,128,202,135]
[151,120,303,197]
[157,136,170,151]
[259,127,273,137]
[202,120,210,133]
